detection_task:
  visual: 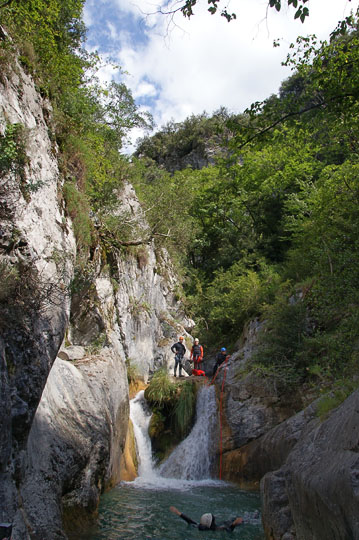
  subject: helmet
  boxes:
[221,347,226,352]
[200,513,214,529]
[179,336,184,341]
[194,338,199,343]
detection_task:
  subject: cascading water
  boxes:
[159,385,218,480]
[83,384,264,539]
[129,390,157,481]
[129,385,220,489]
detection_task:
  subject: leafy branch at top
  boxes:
[157,0,310,23]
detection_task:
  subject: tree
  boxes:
[157,0,310,23]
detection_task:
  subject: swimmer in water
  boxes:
[170,506,243,531]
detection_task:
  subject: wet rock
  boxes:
[261,390,359,539]
[0,50,75,530]
[17,352,128,539]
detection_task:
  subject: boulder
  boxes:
[15,351,128,539]
[262,389,359,539]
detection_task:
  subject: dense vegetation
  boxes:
[1,0,359,401]
[145,370,196,461]
[0,0,152,257]
[132,11,359,396]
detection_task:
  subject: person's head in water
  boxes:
[199,513,216,530]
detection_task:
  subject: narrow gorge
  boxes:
[1,6,359,540]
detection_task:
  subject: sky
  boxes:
[83,0,359,149]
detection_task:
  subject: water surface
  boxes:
[86,481,264,540]
[81,387,264,540]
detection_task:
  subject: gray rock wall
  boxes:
[217,317,359,539]
[0,43,192,539]
[262,389,359,540]
[0,42,75,530]
[13,353,128,540]
[217,319,305,483]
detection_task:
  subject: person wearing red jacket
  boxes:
[190,338,203,371]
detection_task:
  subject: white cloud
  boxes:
[133,81,158,98]
[84,0,359,148]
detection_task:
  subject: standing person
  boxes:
[213,347,228,376]
[170,506,243,531]
[190,338,203,371]
[171,336,186,377]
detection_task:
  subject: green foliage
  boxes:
[317,379,359,421]
[172,0,309,23]
[172,381,196,437]
[144,369,177,407]
[129,157,200,261]
[0,260,19,301]
[252,285,309,387]
[0,123,30,197]
[135,109,231,171]
[87,332,107,354]
[128,296,152,319]
[2,0,87,99]
[63,181,92,251]
[195,261,281,344]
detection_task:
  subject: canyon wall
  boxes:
[0,46,191,539]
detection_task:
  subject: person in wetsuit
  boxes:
[170,336,186,377]
[170,506,243,531]
[190,338,204,371]
[212,347,228,376]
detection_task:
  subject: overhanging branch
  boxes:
[239,92,357,150]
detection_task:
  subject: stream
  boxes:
[84,386,265,540]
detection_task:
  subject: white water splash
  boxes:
[159,385,218,480]
[128,385,220,490]
[129,390,157,481]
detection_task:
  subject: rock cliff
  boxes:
[216,319,359,539]
[0,43,75,535]
[0,46,191,539]
[261,389,359,540]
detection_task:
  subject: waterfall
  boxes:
[129,385,220,489]
[159,385,218,480]
[129,390,157,480]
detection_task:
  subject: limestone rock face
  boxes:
[69,182,194,382]
[0,44,191,539]
[217,319,304,485]
[262,389,359,540]
[14,354,128,539]
[0,45,75,528]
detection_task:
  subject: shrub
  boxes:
[0,123,30,199]
[172,381,196,437]
[0,260,19,302]
[63,181,93,251]
[317,379,359,421]
[252,284,309,388]
[144,369,176,407]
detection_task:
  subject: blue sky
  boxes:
[84,0,359,149]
